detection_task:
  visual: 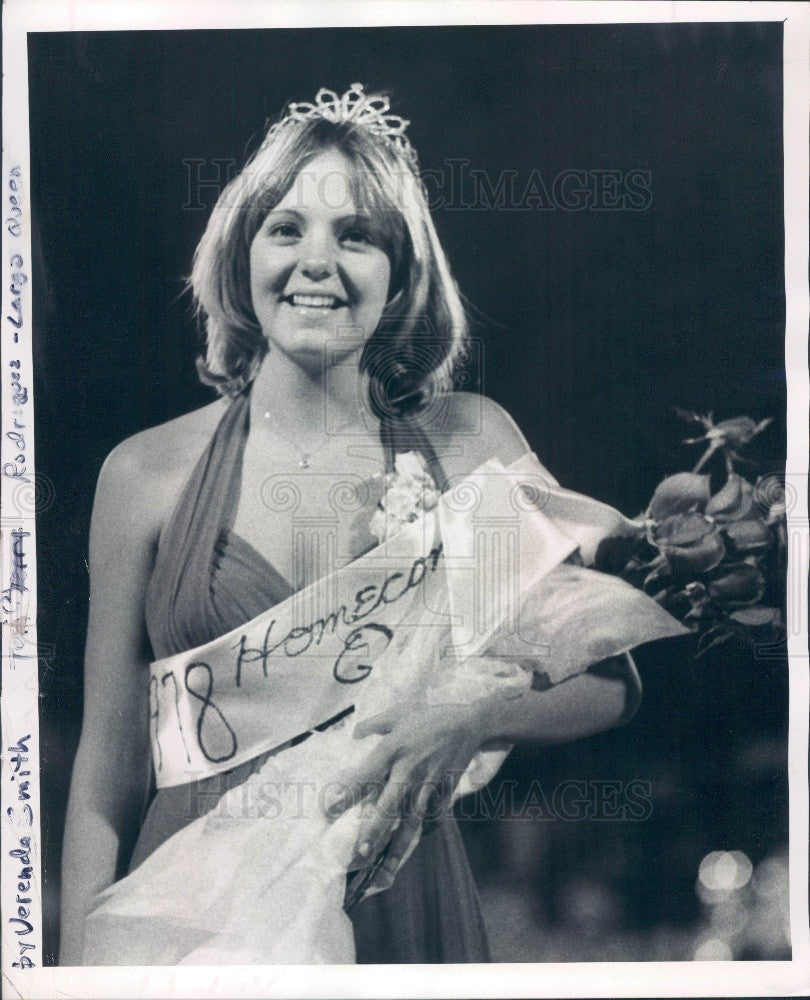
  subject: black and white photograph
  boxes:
[2,1,808,997]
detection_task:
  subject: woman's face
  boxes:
[249,148,392,371]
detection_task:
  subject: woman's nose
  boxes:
[299,234,336,281]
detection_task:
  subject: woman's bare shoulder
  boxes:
[105,398,227,476]
[94,398,228,535]
[418,391,532,477]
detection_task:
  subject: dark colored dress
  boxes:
[128,392,491,963]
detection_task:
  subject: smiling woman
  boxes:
[248,150,392,370]
[58,84,660,966]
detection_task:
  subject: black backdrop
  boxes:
[29,22,787,963]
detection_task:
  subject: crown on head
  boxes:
[267,83,418,169]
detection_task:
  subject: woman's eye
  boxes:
[341,228,374,246]
[267,222,300,239]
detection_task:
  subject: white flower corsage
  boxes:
[369,451,440,543]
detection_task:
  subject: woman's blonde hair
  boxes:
[189,98,468,416]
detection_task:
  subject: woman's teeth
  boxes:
[287,294,342,309]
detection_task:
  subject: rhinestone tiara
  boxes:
[265,83,418,169]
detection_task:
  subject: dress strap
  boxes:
[144,392,251,659]
[378,412,449,492]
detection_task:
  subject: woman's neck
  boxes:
[248,347,373,444]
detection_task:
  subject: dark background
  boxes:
[29,23,788,962]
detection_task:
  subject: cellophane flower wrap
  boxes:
[82,452,685,966]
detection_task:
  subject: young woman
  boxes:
[60,85,643,964]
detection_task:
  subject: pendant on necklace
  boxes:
[299,454,311,469]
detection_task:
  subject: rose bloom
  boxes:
[649,511,726,576]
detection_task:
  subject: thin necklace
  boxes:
[262,409,357,469]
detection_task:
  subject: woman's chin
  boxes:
[274,338,366,373]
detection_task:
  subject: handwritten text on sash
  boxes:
[150,545,442,769]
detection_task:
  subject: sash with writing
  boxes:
[149,454,664,789]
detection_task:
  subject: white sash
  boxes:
[149,453,646,789]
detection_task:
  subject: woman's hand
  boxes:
[324,657,636,894]
[325,701,489,880]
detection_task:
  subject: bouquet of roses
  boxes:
[593,410,787,659]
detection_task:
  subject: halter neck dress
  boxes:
[128,391,491,963]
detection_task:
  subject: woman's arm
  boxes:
[474,654,638,745]
[59,441,160,965]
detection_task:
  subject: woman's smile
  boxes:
[278,290,350,323]
[249,148,392,363]
[281,292,347,310]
